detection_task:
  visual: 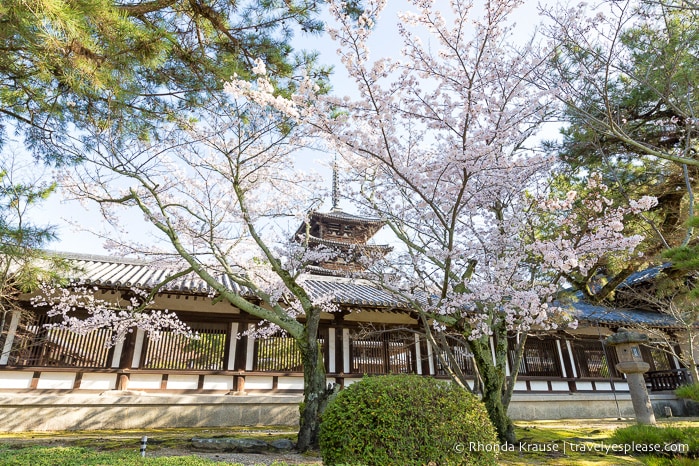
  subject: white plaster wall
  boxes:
[277,377,304,390]
[613,381,629,391]
[595,381,612,391]
[37,373,76,390]
[244,376,273,390]
[78,374,116,390]
[167,374,199,390]
[550,381,569,391]
[529,381,549,391]
[127,374,162,390]
[0,371,33,389]
[203,375,233,391]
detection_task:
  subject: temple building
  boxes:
[0,206,697,431]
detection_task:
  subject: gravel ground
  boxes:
[148,447,322,465]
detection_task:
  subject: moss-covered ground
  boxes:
[1,418,698,465]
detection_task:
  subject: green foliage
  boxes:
[675,383,699,403]
[319,374,498,466]
[0,161,67,294]
[551,4,699,261]
[661,216,699,302]
[610,425,699,459]
[0,0,328,163]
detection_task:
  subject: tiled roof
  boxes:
[54,252,403,308]
[299,275,402,307]
[569,300,681,328]
[303,234,392,251]
[311,209,383,224]
[56,252,246,295]
[566,264,689,328]
[619,263,673,288]
[52,252,685,326]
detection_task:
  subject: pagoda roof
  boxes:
[301,234,392,252]
[310,209,384,224]
[294,209,385,239]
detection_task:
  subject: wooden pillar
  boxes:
[414,334,422,375]
[233,375,245,393]
[342,328,350,373]
[0,310,21,365]
[226,322,239,371]
[328,328,336,373]
[555,340,568,378]
[245,323,255,371]
[115,329,137,390]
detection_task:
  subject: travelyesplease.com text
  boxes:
[456,440,688,456]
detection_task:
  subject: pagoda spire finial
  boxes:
[332,156,340,211]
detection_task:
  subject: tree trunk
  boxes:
[688,352,699,385]
[686,331,699,384]
[469,335,516,444]
[296,323,336,452]
[481,376,515,444]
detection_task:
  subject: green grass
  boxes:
[675,383,699,403]
[609,424,699,466]
[0,445,230,465]
[0,427,308,466]
[498,419,699,466]
[2,421,699,466]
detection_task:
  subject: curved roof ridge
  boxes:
[50,251,158,267]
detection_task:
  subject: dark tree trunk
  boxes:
[295,307,337,452]
[469,333,516,444]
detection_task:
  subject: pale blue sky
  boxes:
[22,0,559,256]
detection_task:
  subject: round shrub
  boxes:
[319,374,498,466]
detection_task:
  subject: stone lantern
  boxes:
[605,328,656,425]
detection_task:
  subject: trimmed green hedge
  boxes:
[319,374,498,466]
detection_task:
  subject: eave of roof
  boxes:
[310,209,384,224]
[49,252,686,327]
[303,234,392,251]
[50,251,403,308]
[568,300,682,329]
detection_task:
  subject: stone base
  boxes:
[0,392,689,432]
[0,393,302,432]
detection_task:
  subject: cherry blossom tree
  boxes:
[32,283,199,346]
[54,92,338,451]
[228,0,657,442]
